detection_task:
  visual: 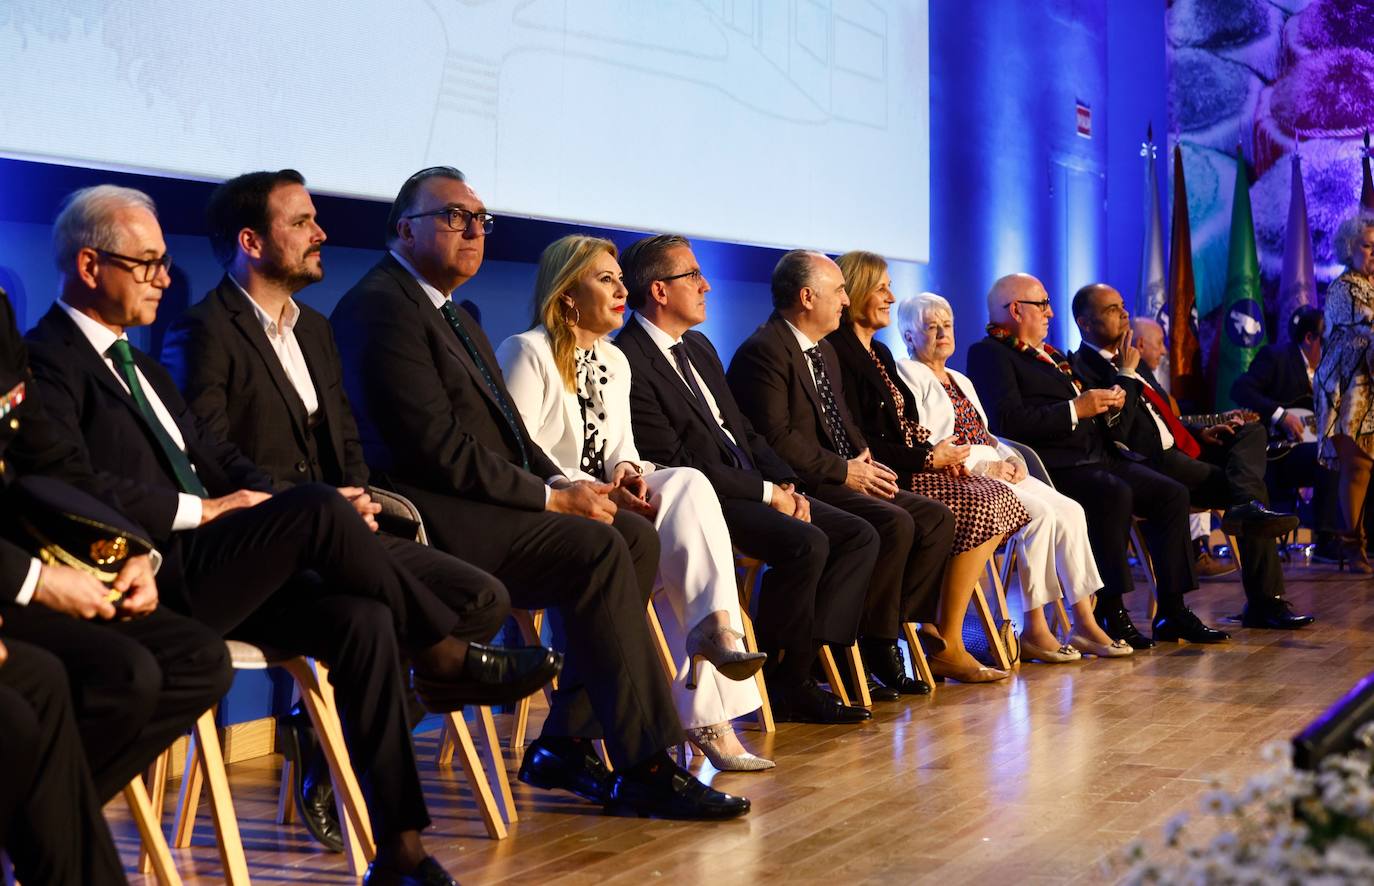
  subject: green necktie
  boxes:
[437,300,531,471]
[107,339,208,497]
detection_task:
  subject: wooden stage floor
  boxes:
[107,558,1374,884]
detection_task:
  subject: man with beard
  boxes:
[162,169,537,852]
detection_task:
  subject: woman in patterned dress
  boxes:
[829,252,1027,683]
[1315,215,1374,573]
[498,235,770,771]
[894,292,1131,661]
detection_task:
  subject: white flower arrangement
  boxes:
[1107,723,1374,884]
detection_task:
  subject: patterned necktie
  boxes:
[438,300,531,471]
[107,339,208,497]
[804,345,856,459]
[670,342,753,470]
[575,347,607,478]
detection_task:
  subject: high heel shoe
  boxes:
[684,723,775,772]
[1068,632,1134,658]
[927,653,1009,684]
[684,623,767,689]
[1338,536,1374,575]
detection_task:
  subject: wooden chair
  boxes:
[1132,509,1240,622]
[732,554,775,731]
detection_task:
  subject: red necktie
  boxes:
[1137,382,1201,458]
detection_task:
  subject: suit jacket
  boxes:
[964,335,1113,470]
[162,276,368,490]
[825,325,933,476]
[496,327,646,483]
[1230,342,1313,427]
[329,254,563,510]
[615,316,795,502]
[23,305,273,544]
[1069,344,1160,458]
[726,312,866,490]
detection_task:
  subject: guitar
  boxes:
[1267,407,1317,458]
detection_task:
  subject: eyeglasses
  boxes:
[94,249,173,283]
[403,206,495,235]
[1004,298,1052,311]
[659,269,703,284]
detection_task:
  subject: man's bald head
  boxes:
[986,273,1053,346]
[1132,317,1166,371]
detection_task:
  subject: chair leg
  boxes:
[901,623,936,697]
[645,595,679,681]
[817,645,851,706]
[172,731,204,849]
[1130,521,1160,622]
[276,758,295,825]
[444,712,507,839]
[436,722,456,768]
[125,775,184,886]
[510,609,551,750]
[1052,599,1073,642]
[971,580,1012,670]
[737,608,774,732]
[190,710,251,885]
[843,643,872,707]
[138,750,172,874]
[594,739,613,772]
[283,658,375,877]
[984,554,1012,623]
[478,705,517,825]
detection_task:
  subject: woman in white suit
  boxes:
[497,234,771,771]
[894,292,1132,660]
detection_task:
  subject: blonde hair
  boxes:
[534,234,618,391]
[836,250,888,325]
[896,292,954,359]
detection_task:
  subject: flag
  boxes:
[1277,148,1317,334]
[1167,143,1205,407]
[1363,131,1374,213]
[1215,144,1267,410]
[1138,124,1167,320]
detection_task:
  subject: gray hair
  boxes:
[896,291,953,358]
[52,185,157,276]
[771,249,824,310]
[1335,213,1374,266]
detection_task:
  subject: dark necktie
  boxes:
[438,300,530,471]
[107,339,209,497]
[670,342,753,470]
[804,345,856,459]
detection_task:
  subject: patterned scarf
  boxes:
[575,347,608,478]
[985,323,1083,393]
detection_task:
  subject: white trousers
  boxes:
[644,466,762,729]
[1003,475,1104,609]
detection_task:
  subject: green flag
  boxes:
[1214,145,1266,410]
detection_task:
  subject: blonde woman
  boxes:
[496,235,770,770]
[894,291,1130,659]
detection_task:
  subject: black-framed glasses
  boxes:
[403,206,495,235]
[94,249,172,283]
[1004,298,1052,311]
[659,269,703,284]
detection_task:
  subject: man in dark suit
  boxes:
[1070,284,1309,630]
[331,166,748,820]
[1230,306,1340,559]
[965,273,1226,647]
[25,185,561,884]
[615,234,883,721]
[726,251,959,681]
[161,170,543,852]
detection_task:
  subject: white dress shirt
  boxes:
[231,278,318,417]
[60,301,203,529]
[634,314,773,504]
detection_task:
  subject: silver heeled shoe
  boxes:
[683,723,775,772]
[684,623,767,689]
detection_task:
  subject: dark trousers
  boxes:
[720,496,879,684]
[379,533,510,644]
[0,639,126,886]
[1268,441,1341,537]
[810,485,954,638]
[1051,456,1196,609]
[0,604,232,803]
[1152,423,1285,604]
[398,483,681,768]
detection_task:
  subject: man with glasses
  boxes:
[966,273,1226,647]
[24,184,563,884]
[1070,284,1310,631]
[331,167,750,820]
[615,235,882,722]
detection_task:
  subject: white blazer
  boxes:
[896,358,1021,473]
[496,327,652,483]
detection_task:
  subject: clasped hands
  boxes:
[547,462,658,524]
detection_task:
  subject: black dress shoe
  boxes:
[517,737,612,804]
[1240,599,1315,630]
[1095,601,1155,650]
[276,705,344,853]
[605,755,750,820]
[362,856,458,886]
[859,638,931,695]
[771,679,871,724]
[413,644,563,712]
[836,658,897,702]
[1152,608,1230,643]
[1221,501,1300,539]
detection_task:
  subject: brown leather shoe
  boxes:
[1195,537,1237,579]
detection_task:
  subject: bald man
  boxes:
[1071,290,1310,631]
[964,273,1225,648]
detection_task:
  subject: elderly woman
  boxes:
[894,291,1131,659]
[827,252,1021,683]
[497,234,770,771]
[1315,214,1374,573]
